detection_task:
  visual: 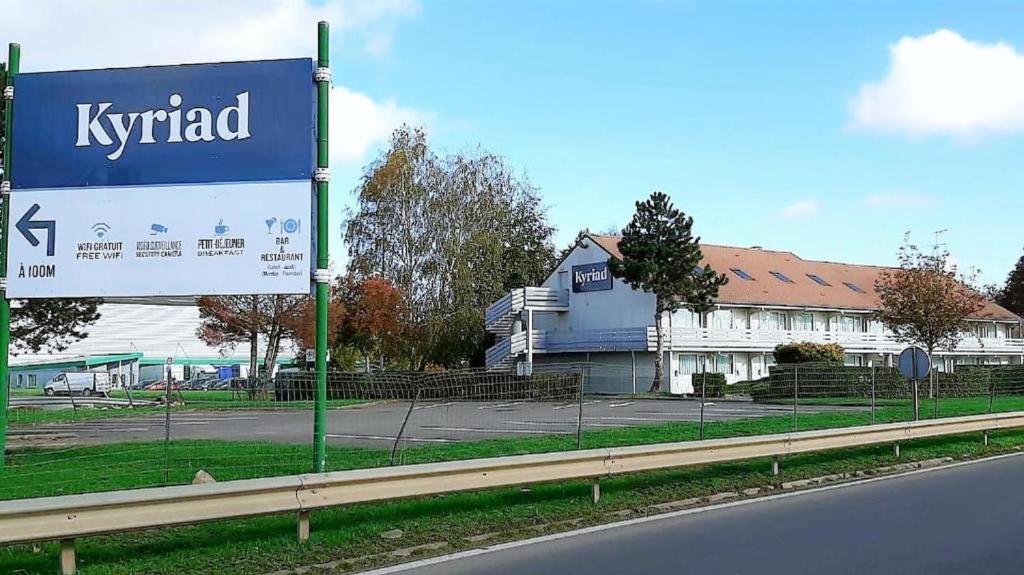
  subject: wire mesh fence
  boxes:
[4,361,1024,502]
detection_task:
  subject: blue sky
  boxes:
[4,0,1022,285]
[328,1,1024,285]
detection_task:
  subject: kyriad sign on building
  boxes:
[7,59,316,298]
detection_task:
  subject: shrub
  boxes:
[773,342,845,364]
[726,378,764,396]
[750,382,770,403]
[752,364,1024,403]
[691,372,726,398]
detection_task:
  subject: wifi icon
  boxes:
[91,222,111,238]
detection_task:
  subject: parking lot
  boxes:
[11,398,864,448]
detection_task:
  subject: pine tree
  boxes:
[997,251,1024,318]
[608,192,728,392]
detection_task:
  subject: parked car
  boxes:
[210,377,249,391]
[181,374,218,390]
[44,372,111,397]
[144,380,180,391]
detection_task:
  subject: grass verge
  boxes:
[1,429,1020,575]
[6,396,1024,500]
[7,393,365,426]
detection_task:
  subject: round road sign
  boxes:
[898,346,930,381]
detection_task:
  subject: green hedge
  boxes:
[752,364,1024,403]
[690,372,727,398]
[773,342,845,364]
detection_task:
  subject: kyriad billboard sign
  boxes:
[7,59,316,298]
[571,262,612,293]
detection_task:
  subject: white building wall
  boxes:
[9,303,296,368]
[536,242,655,334]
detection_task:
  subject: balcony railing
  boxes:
[484,287,570,334]
[484,330,541,368]
[544,328,649,353]
[650,327,1024,355]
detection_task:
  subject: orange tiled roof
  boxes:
[587,234,1019,322]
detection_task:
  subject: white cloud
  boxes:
[865,192,937,208]
[0,0,425,165]
[332,85,432,163]
[780,200,820,220]
[850,29,1024,138]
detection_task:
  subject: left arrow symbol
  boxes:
[16,204,56,257]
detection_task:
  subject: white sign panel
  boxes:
[7,181,313,298]
[9,59,316,299]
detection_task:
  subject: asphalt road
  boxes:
[10,399,861,447]
[381,454,1024,575]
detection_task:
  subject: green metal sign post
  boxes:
[313,22,330,472]
[0,43,19,470]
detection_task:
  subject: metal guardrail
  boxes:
[4,411,1024,574]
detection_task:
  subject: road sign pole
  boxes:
[0,43,20,470]
[313,22,330,473]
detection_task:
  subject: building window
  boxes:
[838,316,861,333]
[674,309,699,328]
[762,311,787,331]
[807,273,831,286]
[714,353,733,374]
[843,282,865,294]
[974,323,996,338]
[27,375,37,388]
[678,354,704,375]
[792,313,813,331]
[710,309,733,329]
[843,354,862,366]
[770,271,794,284]
[731,268,755,281]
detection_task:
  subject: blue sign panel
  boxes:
[572,262,613,293]
[12,59,315,189]
[898,346,931,381]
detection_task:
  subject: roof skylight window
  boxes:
[806,274,831,286]
[844,282,865,294]
[731,268,755,281]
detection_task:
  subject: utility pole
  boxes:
[0,43,20,469]
[312,22,331,472]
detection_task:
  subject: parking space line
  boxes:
[413,402,455,410]
[422,425,572,435]
[554,401,598,410]
[609,402,634,408]
[327,433,455,444]
[477,402,523,410]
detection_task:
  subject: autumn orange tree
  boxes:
[197,295,307,379]
[335,276,408,371]
[875,239,986,418]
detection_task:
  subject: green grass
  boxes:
[6,393,366,426]
[774,395,1020,413]
[7,395,1024,501]
[110,390,365,410]
[2,429,1021,574]
[10,388,44,397]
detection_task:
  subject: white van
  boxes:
[44,372,112,397]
